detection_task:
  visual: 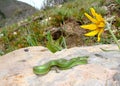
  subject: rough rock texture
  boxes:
[0,44,120,86]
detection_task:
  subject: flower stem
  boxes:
[108,24,120,50]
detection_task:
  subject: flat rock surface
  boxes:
[0,44,120,86]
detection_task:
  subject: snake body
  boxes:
[33,56,88,75]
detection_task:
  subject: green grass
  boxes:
[116,0,120,4]
[0,0,120,55]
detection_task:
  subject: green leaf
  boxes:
[46,31,66,53]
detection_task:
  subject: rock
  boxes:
[0,44,120,86]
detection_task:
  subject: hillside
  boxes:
[0,0,38,27]
[0,0,120,55]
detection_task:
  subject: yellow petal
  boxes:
[98,22,105,27]
[96,14,104,22]
[90,8,105,22]
[81,24,97,30]
[90,8,96,17]
[84,29,99,36]
[84,13,98,23]
[97,28,104,41]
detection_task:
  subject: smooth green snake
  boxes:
[33,56,89,75]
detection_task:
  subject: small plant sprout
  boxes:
[81,8,120,50]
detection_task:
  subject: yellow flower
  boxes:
[80,8,105,41]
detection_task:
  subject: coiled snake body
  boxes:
[33,56,88,75]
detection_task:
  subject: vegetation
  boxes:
[0,0,120,55]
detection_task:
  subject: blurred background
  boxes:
[0,0,120,55]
